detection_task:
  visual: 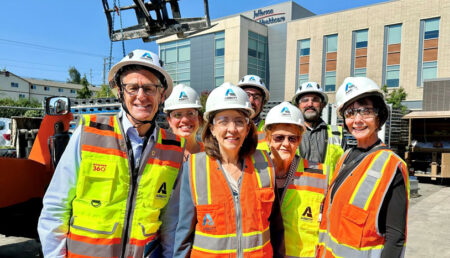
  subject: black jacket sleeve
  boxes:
[270,180,285,258]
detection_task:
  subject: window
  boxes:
[422,61,437,81]
[388,24,402,44]
[11,82,18,88]
[44,86,50,91]
[215,38,224,57]
[214,32,225,87]
[248,31,268,86]
[160,39,191,85]
[30,85,37,90]
[386,65,400,87]
[325,71,336,92]
[19,94,26,99]
[424,18,440,39]
[300,39,310,56]
[70,89,76,94]
[354,68,366,77]
[355,29,368,48]
[298,74,309,86]
[58,88,64,92]
[326,34,338,53]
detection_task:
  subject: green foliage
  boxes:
[67,66,81,84]
[77,75,93,99]
[0,97,42,117]
[382,85,408,113]
[95,84,113,98]
[200,90,210,113]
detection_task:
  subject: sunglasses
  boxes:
[271,134,300,143]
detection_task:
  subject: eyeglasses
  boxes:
[271,134,300,144]
[170,110,198,120]
[343,107,378,119]
[122,83,162,96]
[246,93,263,102]
[299,96,322,104]
[213,116,249,128]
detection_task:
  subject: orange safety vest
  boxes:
[317,148,409,258]
[67,114,184,258]
[189,150,275,257]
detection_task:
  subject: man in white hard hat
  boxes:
[292,81,346,183]
[38,49,185,258]
[237,74,270,150]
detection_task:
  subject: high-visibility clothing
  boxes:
[317,149,410,258]
[280,157,327,258]
[67,114,184,258]
[324,125,344,184]
[256,119,269,151]
[188,150,275,257]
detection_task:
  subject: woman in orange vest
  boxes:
[164,84,204,162]
[317,77,409,258]
[172,82,284,257]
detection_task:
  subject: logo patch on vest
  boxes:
[301,206,313,221]
[202,213,216,232]
[156,182,167,199]
[92,163,107,172]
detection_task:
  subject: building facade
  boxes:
[157,0,450,109]
[0,71,100,102]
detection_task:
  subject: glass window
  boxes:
[215,39,225,56]
[30,85,36,89]
[215,77,224,87]
[300,39,310,56]
[388,24,402,45]
[326,34,338,53]
[44,86,50,91]
[325,71,336,92]
[178,45,190,62]
[422,61,437,81]
[298,74,309,86]
[58,88,64,92]
[354,68,367,77]
[355,30,368,48]
[248,31,268,87]
[424,18,440,39]
[11,82,19,88]
[19,94,26,99]
[70,89,76,93]
[165,48,177,63]
[386,65,400,87]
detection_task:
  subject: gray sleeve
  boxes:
[159,165,184,257]
[173,161,197,258]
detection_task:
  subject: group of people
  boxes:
[37,49,409,258]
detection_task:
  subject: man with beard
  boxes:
[237,74,270,150]
[292,81,346,183]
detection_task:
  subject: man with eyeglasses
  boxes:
[237,74,271,150]
[292,81,347,184]
[38,49,185,258]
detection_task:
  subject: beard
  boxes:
[303,107,322,123]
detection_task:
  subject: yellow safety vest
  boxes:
[67,114,184,258]
[325,125,344,184]
[256,119,269,151]
[280,156,327,257]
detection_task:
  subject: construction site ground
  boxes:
[1,179,449,257]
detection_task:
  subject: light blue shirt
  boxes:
[37,110,156,257]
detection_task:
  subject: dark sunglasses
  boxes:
[271,134,300,143]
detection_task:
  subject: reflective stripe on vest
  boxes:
[256,120,269,151]
[282,157,327,257]
[68,114,184,258]
[318,149,409,258]
[190,150,274,256]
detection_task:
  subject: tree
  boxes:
[0,98,43,117]
[382,85,408,113]
[67,66,81,84]
[95,84,113,98]
[77,74,93,99]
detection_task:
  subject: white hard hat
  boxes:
[264,102,305,129]
[336,77,385,117]
[237,75,270,104]
[108,49,173,98]
[204,82,254,120]
[163,84,202,113]
[292,82,328,106]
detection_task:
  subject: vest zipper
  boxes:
[120,167,139,258]
[233,190,243,258]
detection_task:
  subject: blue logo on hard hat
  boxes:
[281,106,291,115]
[225,88,237,99]
[249,76,256,81]
[141,52,153,61]
[306,83,313,88]
[203,213,214,226]
[179,91,188,101]
[345,82,357,94]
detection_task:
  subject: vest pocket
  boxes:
[78,160,117,204]
[338,204,368,247]
[69,216,119,235]
[195,203,226,235]
[256,188,275,222]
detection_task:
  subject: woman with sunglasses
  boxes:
[317,77,409,258]
[264,102,328,258]
[164,84,204,162]
[173,82,284,257]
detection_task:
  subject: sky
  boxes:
[0,0,389,86]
